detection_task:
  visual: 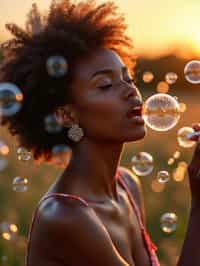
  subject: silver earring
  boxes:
[67,123,84,142]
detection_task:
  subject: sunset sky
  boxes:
[1,0,200,57]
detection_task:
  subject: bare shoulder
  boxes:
[118,166,146,223]
[28,195,129,266]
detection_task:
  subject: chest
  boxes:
[90,187,151,266]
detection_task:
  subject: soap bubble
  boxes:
[167,158,175,165]
[156,81,169,93]
[131,152,154,176]
[142,93,180,131]
[178,102,187,113]
[157,170,170,184]
[177,127,196,148]
[44,114,63,133]
[0,141,9,155]
[0,82,23,116]
[184,60,200,84]
[173,151,181,159]
[142,71,154,83]
[12,176,28,192]
[17,147,32,161]
[46,56,68,78]
[0,222,18,241]
[165,72,178,84]
[160,212,177,234]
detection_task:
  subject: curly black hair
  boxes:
[0,0,136,164]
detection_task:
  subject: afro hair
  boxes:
[0,0,136,164]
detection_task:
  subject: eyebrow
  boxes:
[90,66,128,79]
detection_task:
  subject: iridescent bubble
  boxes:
[46,55,68,78]
[142,71,154,83]
[177,127,196,148]
[44,114,63,134]
[52,144,72,167]
[12,176,28,192]
[165,72,178,84]
[157,170,170,184]
[142,93,180,131]
[0,157,8,171]
[0,82,23,116]
[131,152,154,176]
[160,212,177,234]
[184,60,200,84]
[17,147,32,161]
[0,222,18,241]
[0,141,9,155]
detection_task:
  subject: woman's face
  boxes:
[69,48,146,143]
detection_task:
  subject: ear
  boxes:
[54,105,77,128]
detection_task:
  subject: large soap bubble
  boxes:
[142,93,180,131]
[0,82,23,116]
[184,60,200,84]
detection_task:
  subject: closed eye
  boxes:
[98,79,135,90]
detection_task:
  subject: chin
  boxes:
[125,125,146,142]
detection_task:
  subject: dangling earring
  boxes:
[67,123,84,142]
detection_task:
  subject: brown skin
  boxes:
[26,48,200,266]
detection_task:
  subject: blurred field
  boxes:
[0,53,200,266]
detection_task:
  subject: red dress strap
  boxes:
[116,169,160,266]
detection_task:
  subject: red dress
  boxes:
[25,169,160,266]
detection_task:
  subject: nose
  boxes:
[121,81,142,100]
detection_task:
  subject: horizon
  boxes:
[0,0,200,58]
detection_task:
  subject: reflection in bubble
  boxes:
[142,93,180,131]
[131,152,154,176]
[12,176,28,192]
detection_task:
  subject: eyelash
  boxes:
[98,79,135,90]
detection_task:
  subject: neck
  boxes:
[61,138,124,203]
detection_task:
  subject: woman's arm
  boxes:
[177,124,200,266]
[27,196,131,266]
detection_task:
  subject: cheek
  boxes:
[76,94,121,136]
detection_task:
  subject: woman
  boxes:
[0,1,200,265]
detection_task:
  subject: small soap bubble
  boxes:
[178,102,187,113]
[173,151,181,159]
[160,212,177,234]
[0,82,23,116]
[0,222,18,241]
[131,152,154,176]
[44,114,63,134]
[142,71,154,83]
[165,72,178,84]
[17,147,32,161]
[46,55,68,78]
[157,170,170,184]
[0,141,9,155]
[142,93,180,131]
[177,127,196,148]
[12,176,28,192]
[168,157,175,165]
[0,157,8,171]
[184,60,200,84]
[156,81,169,93]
